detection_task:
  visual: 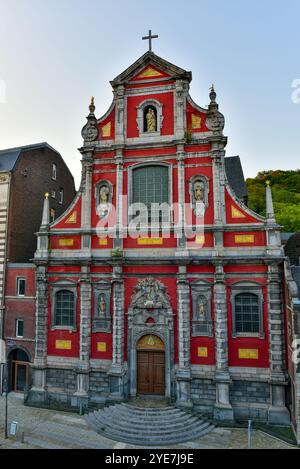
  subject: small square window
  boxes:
[17,278,26,296]
[16,319,24,338]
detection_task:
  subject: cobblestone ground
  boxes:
[0,393,297,450]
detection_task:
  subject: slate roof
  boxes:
[224,156,248,201]
[0,142,60,172]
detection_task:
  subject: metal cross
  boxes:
[142,30,158,52]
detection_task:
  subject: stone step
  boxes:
[92,411,203,436]
[85,403,215,445]
[115,403,183,415]
[120,402,175,412]
[102,406,196,424]
[95,409,199,425]
[95,424,214,447]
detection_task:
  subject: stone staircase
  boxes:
[85,402,215,446]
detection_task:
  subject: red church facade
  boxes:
[27,52,289,424]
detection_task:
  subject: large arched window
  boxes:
[132,165,169,223]
[234,293,260,334]
[55,290,75,327]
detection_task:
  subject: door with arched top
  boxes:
[137,335,165,396]
[7,349,30,392]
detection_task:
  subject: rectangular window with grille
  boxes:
[235,293,260,334]
[132,165,169,224]
[55,290,75,327]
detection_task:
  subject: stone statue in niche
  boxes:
[146,108,157,132]
[98,184,110,219]
[196,295,207,321]
[194,181,205,202]
[97,293,107,317]
[191,178,207,218]
[99,185,109,204]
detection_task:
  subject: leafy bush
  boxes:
[246,170,300,232]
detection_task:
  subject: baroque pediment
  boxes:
[110,51,192,87]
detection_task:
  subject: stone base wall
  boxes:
[27,368,288,425]
[89,371,110,396]
[229,380,271,405]
[46,369,77,392]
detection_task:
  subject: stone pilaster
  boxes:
[267,264,290,424]
[213,263,233,421]
[31,265,48,391]
[75,267,91,396]
[114,85,125,146]
[114,151,124,249]
[175,80,188,140]
[81,152,93,250]
[212,146,226,251]
[109,266,125,397]
[176,266,192,407]
[176,148,187,250]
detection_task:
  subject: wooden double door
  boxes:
[137,350,165,396]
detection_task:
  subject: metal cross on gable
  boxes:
[142,29,158,52]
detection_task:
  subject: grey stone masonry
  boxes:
[191,378,216,405]
[111,270,125,372]
[89,372,110,395]
[176,270,192,407]
[268,264,285,374]
[46,368,77,392]
[213,263,234,421]
[114,151,123,249]
[214,265,229,372]
[81,151,93,250]
[34,266,48,365]
[212,147,226,226]
[176,148,186,249]
[177,277,191,370]
[79,272,92,363]
[230,380,271,405]
[267,264,290,424]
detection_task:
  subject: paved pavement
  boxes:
[0,393,297,449]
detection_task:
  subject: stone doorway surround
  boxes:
[127,278,174,399]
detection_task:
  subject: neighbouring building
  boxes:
[0,142,76,393]
[284,233,300,444]
[27,50,290,426]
